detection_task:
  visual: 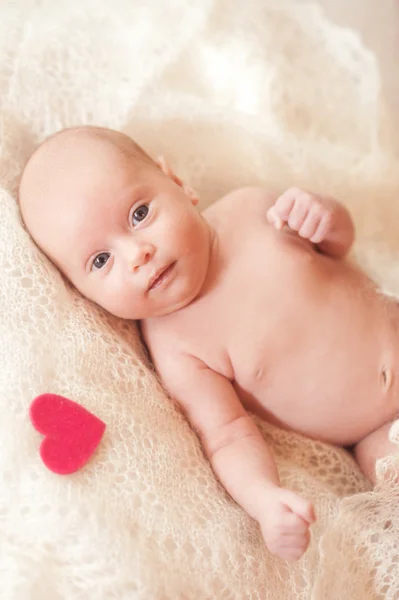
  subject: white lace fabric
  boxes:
[2,1,399,598]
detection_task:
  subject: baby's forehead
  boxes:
[21,134,139,216]
[19,136,119,251]
[32,132,127,179]
[20,126,158,206]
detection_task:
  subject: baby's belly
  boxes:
[233,275,399,446]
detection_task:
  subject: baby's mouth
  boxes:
[148,262,176,292]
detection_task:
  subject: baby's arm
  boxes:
[151,349,315,561]
[267,187,355,258]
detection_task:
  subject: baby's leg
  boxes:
[353,420,399,484]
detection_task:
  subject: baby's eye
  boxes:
[131,204,149,226]
[92,252,110,270]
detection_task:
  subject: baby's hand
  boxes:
[257,486,316,561]
[267,187,334,244]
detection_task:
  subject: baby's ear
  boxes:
[184,185,199,206]
[156,155,183,186]
[156,155,199,205]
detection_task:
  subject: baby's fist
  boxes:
[258,487,315,561]
[267,187,334,244]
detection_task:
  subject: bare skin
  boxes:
[19,126,399,561]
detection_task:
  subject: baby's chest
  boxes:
[175,283,289,384]
[182,243,322,374]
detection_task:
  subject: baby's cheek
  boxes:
[102,285,140,320]
[81,277,128,319]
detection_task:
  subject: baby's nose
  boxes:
[129,242,155,272]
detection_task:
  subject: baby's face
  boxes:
[21,137,212,320]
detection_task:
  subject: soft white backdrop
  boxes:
[1,1,399,598]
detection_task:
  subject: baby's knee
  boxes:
[353,420,399,484]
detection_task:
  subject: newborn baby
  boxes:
[19,126,399,561]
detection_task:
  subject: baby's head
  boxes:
[19,126,212,319]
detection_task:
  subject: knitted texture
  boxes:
[2,1,399,598]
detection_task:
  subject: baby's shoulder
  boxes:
[139,315,188,370]
[202,186,278,223]
[139,317,202,393]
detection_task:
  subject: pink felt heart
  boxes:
[30,393,106,474]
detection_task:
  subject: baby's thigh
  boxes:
[353,420,399,484]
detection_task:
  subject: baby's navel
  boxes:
[381,366,393,391]
[255,367,264,381]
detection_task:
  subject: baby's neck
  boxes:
[195,217,221,299]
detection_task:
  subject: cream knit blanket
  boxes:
[2,1,399,597]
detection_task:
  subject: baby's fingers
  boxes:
[272,189,298,221]
[270,531,310,562]
[280,513,310,535]
[268,189,314,233]
[298,208,323,240]
[280,531,310,546]
[309,211,333,244]
[266,206,284,230]
[279,489,316,524]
